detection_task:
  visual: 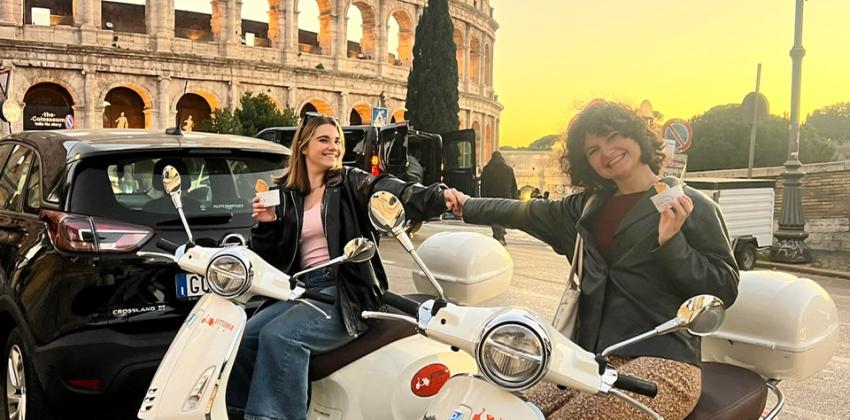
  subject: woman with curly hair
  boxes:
[445,101,739,419]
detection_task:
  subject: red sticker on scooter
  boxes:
[410,363,451,397]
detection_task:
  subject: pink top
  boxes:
[300,204,331,268]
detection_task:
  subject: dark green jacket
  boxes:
[462,179,739,365]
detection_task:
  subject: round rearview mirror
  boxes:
[343,238,376,263]
[677,295,725,336]
[368,191,405,233]
[162,165,182,194]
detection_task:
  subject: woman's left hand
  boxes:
[658,195,694,246]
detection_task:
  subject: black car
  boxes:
[0,129,289,419]
[256,122,479,196]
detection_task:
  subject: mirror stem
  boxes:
[601,316,686,358]
[291,255,346,281]
[393,227,445,300]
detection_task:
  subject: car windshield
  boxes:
[70,152,285,227]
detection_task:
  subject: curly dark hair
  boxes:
[560,101,666,192]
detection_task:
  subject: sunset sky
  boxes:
[139,0,850,148]
[492,0,850,147]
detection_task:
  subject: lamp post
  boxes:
[770,0,812,263]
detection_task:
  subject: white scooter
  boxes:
[365,190,841,420]
[136,166,497,420]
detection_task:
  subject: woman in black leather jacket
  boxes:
[226,115,454,420]
[445,101,739,419]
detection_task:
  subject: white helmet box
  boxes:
[701,270,840,381]
[411,232,513,305]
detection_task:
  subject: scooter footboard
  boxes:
[424,375,544,420]
[308,335,477,420]
[138,294,247,420]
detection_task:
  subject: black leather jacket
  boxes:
[250,167,449,336]
[462,179,739,365]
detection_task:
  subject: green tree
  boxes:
[688,104,834,171]
[199,108,243,135]
[805,102,850,143]
[236,92,297,136]
[404,0,459,134]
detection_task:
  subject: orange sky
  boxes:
[492,0,850,147]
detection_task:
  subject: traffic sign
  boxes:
[663,119,693,153]
[741,92,769,124]
[64,114,75,129]
[371,106,388,126]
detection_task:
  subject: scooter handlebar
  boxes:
[613,374,658,398]
[156,238,181,254]
[382,291,420,317]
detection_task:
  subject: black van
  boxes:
[256,122,479,197]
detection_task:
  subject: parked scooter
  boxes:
[365,190,841,420]
[136,166,488,420]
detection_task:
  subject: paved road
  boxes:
[379,222,850,419]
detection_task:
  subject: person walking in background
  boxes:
[530,187,543,199]
[480,150,517,245]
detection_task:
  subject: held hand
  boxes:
[658,195,693,246]
[443,188,470,217]
[252,196,278,223]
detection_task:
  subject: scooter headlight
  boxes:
[206,251,252,298]
[476,310,551,391]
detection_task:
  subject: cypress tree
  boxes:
[405,0,459,134]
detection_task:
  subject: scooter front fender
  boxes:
[138,294,246,420]
[423,375,543,420]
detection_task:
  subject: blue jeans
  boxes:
[226,268,354,420]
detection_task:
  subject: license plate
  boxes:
[175,273,209,300]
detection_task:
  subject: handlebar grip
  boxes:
[614,374,658,398]
[156,238,181,253]
[302,290,335,305]
[382,291,420,317]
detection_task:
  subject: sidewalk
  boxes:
[755,249,850,280]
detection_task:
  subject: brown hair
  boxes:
[561,100,666,192]
[277,114,345,194]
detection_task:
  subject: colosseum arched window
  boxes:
[299,98,334,117]
[175,1,213,41]
[347,1,377,59]
[454,27,465,80]
[241,0,273,47]
[22,82,75,131]
[469,35,481,85]
[350,103,371,125]
[387,9,413,66]
[297,0,334,56]
[104,87,147,129]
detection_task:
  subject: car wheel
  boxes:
[735,241,757,271]
[3,329,48,420]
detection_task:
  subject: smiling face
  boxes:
[583,132,644,182]
[302,123,342,173]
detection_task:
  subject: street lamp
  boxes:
[770,0,812,263]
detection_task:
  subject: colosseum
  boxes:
[0,0,501,163]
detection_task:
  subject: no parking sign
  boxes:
[64,114,75,129]
[663,119,693,153]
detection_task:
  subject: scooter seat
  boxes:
[686,362,767,420]
[308,294,433,381]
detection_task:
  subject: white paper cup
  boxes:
[256,190,280,207]
[650,184,684,213]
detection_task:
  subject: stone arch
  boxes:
[484,120,493,159]
[469,35,481,85]
[483,42,492,87]
[387,8,413,66]
[298,98,334,117]
[104,87,146,129]
[350,103,371,125]
[176,93,213,132]
[98,82,155,128]
[453,27,465,80]
[297,0,335,55]
[17,78,80,110]
[22,82,76,130]
[347,0,378,59]
[390,108,406,123]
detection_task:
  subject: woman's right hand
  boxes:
[444,188,470,217]
[252,197,278,222]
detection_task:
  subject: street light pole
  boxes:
[770,0,812,263]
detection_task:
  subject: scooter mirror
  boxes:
[343,238,376,263]
[368,191,406,234]
[676,295,725,336]
[162,165,182,195]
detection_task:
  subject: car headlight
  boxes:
[205,251,252,298]
[475,310,551,391]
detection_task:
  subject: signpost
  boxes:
[371,106,388,127]
[663,119,693,153]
